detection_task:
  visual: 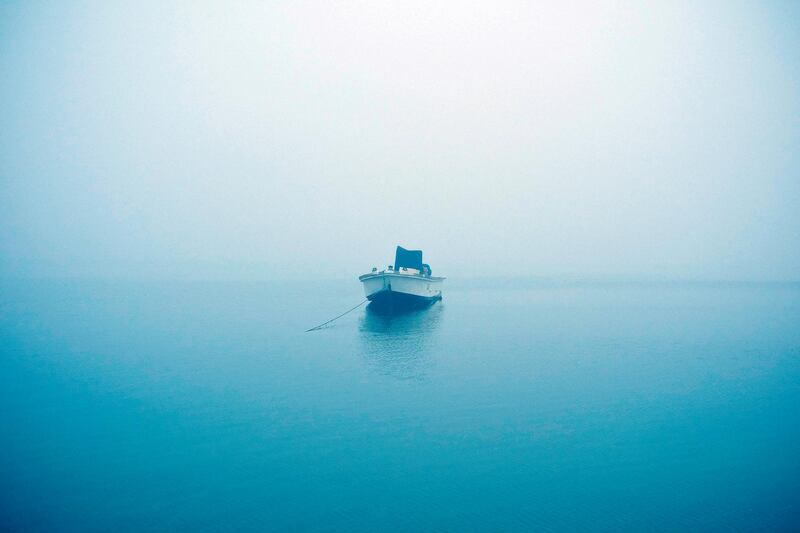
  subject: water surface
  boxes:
[1,279,798,531]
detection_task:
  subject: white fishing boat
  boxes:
[359,246,444,309]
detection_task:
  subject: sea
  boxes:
[1,278,799,531]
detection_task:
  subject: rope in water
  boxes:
[305,299,368,332]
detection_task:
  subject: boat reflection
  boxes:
[358,302,443,380]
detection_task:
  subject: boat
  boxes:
[359,246,444,310]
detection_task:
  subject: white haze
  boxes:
[1,1,799,281]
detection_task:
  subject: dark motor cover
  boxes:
[394,246,423,271]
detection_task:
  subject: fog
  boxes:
[2,1,799,281]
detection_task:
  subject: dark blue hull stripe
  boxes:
[366,290,441,310]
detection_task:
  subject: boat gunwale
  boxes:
[358,272,446,282]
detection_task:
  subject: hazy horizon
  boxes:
[2,1,799,282]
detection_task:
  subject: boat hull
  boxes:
[359,272,444,311]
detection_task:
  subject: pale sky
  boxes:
[2,1,799,281]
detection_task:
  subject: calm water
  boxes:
[1,279,799,531]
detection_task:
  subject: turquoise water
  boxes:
[1,279,799,531]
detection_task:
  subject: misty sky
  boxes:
[2,1,799,281]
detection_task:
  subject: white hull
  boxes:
[359,272,444,303]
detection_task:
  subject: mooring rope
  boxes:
[305,299,368,332]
